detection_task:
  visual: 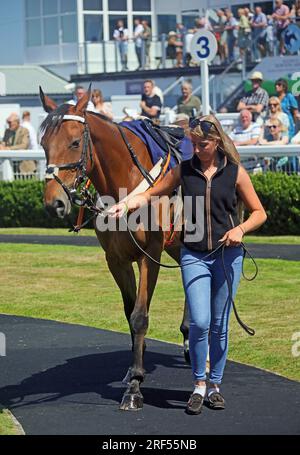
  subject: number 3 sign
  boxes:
[190,30,218,63]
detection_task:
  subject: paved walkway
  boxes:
[0,315,299,435]
[0,234,299,260]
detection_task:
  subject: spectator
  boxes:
[0,113,29,150]
[224,10,238,63]
[272,0,290,55]
[185,29,196,66]
[229,109,261,146]
[133,18,144,70]
[266,15,275,56]
[177,81,201,117]
[275,78,300,139]
[91,89,113,120]
[259,118,289,145]
[244,7,254,22]
[237,71,269,124]
[21,111,38,150]
[237,8,251,62]
[140,80,162,123]
[266,96,290,139]
[113,20,129,71]
[0,113,32,175]
[166,31,183,67]
[215,9,228,65]
[251,6,267,62]
[195,16,213,31]
[67,85,96,111]
[142,20,152,69]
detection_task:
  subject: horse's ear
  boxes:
[75,83,92,113]
[39,86,57,113]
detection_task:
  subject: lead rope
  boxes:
[69,195,257,336]
[124,217,257,336]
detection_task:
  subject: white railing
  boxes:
[0,145,299,181]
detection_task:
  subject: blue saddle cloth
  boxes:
[120,120,193,169]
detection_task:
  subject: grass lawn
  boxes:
[0,407,21,435]
[0,228,300,245]
[0,243,299,382]
[0,242,299,434]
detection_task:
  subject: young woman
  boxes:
[109,115,267,415]
[91,89,113,120]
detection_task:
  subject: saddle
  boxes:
[141,118,184,164]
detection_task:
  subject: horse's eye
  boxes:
[70,139,81,149]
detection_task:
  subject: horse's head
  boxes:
[40,86,93,218]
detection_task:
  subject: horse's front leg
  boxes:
[120,239,162,411]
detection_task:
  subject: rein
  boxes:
[44,112,257,336]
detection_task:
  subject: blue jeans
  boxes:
[180,245,243,384]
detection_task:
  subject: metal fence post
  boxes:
[102,41,107,74]
[84,41,89,74]
[161,34,167,69]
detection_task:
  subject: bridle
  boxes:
[44,114,94,208]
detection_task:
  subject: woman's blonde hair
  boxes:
[190,115,244,221]
[269,96,282,111]
[92,89,103,103]
[189,114,241,165]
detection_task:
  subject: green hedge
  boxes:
[0,180,78,228]
[249,172,300,235]
[0,173,299,234]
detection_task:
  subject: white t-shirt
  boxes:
[21,121,38,150]
[230,122,261,143]
[67,99,97,112]
[134,24,144,48]
[113,27,129,41]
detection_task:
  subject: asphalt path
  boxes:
[0,315,299,435]
[0,234,299,260]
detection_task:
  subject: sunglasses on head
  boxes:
[189,119,214,135]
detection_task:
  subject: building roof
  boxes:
[0,65,72,96]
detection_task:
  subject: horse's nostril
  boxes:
[45,199,67,219]
[54,199,65,209]
[54,199,66,218]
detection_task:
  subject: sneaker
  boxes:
[185,393,204,415]
[206,391,225,410]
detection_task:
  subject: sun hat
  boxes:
[249,71,263,81]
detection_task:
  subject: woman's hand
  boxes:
[107,194,149,218]
[218,226,244,247]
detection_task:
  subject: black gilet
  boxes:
[180,151,240,252]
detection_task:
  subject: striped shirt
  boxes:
[230,122,261,144]
[240,87,269,120]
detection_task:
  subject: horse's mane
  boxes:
[40,104,115,137]
[40,103,71,136]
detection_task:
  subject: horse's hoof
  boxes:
[119,393,143,411]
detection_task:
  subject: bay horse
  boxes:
[39,87,189,411]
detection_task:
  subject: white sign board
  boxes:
[190,30,218,64]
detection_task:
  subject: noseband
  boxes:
[45,115,94,206]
